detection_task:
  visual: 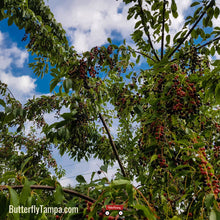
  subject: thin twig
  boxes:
[133,186,160,219]
[6,87,16,100]
[196,36,220,50]
[0,185,96,203]
[170,36,220,63]
[168,1,213,59]
[126,48,156,62]
[138,0,160,61]
[161,0,166,59]
[98,113,127,178]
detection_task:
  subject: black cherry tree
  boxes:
[0,0,220,219]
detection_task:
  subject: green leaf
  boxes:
[54,184,64,204]
[165,23,169,33]
[8,17,13,26]
[212,59,220,66]
[170,217,182,220]
[190,2,200,7]
[45,25,52,32]
[136,54,141,64]
[7,186,19,220]
[150,154,158,164]
[134,204,156,219]
[60,110,77,120]
[215,84,220,103]
[171,0,178,18]
[20,179,31,205]
[135,20,142,29]
[209,209,218,220]
[0,193,9,218]
[107,38,112,43]
[63,78,72,93]
[90,172,96,181]
[126,183,133,203]
[166,35,170,45]
[205,193,215,210]
[112,179,130,186]
[172,11,178,18]
[50,78,60,92]
[134,105,143,115]
[21,156,33,172]
[214,7,220,19]
[50,119,68,129]
[0,99,5,107]
[210,46,215,56]
[76,175,86,183]
[100,164,108,173]
[40,212,48,220]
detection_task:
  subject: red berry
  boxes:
[99,212,104,217]
[88,202,93,207]
[214,189,219,195]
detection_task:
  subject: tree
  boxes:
[0,0,220,219]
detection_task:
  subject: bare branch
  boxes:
[126,48,156,62]
[0,185,96,203]
[138,0,160,61]
[98,113,127,178]
[161,0,166,59]
[196,36,220,50]
[168,1,213,59]
[170,36,220,63]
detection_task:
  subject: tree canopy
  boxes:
[0,0,220,219]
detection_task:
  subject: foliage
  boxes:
[0,0,220,219]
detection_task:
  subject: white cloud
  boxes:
[48,0,135,52]
[0,31,36,102]
[0,71,36,94]
[0,38,28,71]
[47,0,193,53]
[0,31,4,46]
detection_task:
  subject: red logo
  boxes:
[106,205,124,210]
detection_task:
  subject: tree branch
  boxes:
[98,113,127,178]
[170,36,220,63]
[127,48,156,62]
[161,0,166,59]
[168,1,213,59]
[196,36,220,50]
[0,185,96,203]
[138,0,160,61]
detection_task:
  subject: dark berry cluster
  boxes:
[158,154,168,168]
[214,145,219,159]
[198,148,220,196]
[166,75,201,118]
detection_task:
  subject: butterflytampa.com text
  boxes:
[9,205,78,215]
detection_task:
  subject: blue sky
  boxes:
[1,0,219,186]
